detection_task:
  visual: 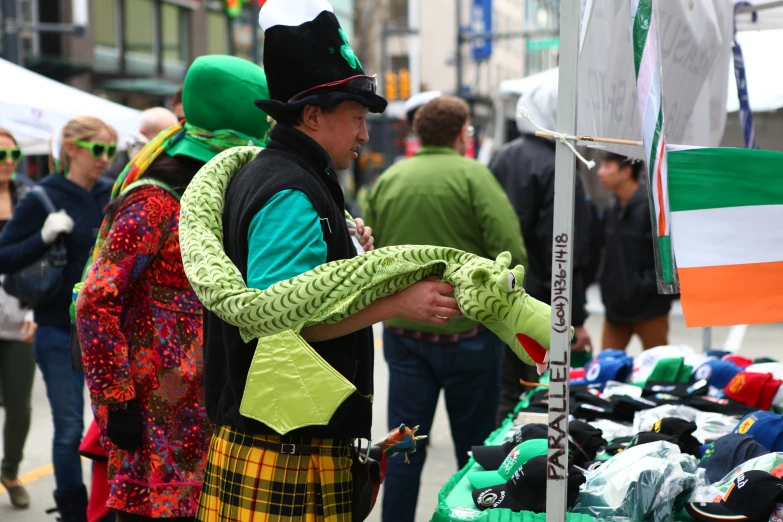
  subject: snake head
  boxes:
[451,252,572,366]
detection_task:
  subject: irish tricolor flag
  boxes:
[668,147,783,328]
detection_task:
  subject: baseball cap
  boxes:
[632,345,701,384]
[468,439,548,489]
[725,372,783,411]
[724,471,783,519]
[472,423,547,469]
[698,434,770,484]
[571,355,634,389]
[686,395,757,417]
[734,412,783,451]
[569,421,607,466]
[472,455,585,512]
[722,355,753,369]
[706,349,731,359]
[504,423,548,444]
[649,418,703,457]
[611,395,662,423]
[747,363,783,380]
[693,360,744,390]
[647,357,693,384]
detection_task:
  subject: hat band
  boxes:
[288,75,377,103]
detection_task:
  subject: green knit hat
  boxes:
[168,55,271,163]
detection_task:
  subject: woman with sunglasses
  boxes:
[0,116,116,522]
[0,128,37,509]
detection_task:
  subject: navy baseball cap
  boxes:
[693,360,743,390]
[698,434,770,484]
[733,412,783,451]
[571,355,634,389]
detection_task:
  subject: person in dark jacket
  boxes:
[597,152,672,350]
[195,3,462,520]
[489,92,597,423]
[0,115,116,521]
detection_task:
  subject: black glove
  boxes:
[106,399,143,451]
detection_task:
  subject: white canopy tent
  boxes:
[0,58,142,156]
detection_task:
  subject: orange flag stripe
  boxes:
[678,260,783,327]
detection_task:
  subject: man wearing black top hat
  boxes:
[195,1,463,521]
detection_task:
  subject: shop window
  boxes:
[93,0,118,48]
[207,10,230,54]
[161,1,188,78]
[124,0,155,75]
[231,9,263,63]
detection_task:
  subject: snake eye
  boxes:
[508,272,516,291]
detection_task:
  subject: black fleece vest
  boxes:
[203,125,374,439]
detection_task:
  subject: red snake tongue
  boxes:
[516,333,548,365]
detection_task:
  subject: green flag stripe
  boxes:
[668,148,783,212]
[646,109,662,230]
[632,0,653,76]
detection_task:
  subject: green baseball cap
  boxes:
[468,439,549,489]
[647,357,692,384]
[168,54,271,163]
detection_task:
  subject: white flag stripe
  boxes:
[671,204,783,268]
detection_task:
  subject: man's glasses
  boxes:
[0,147,22,163]
[74,140,118,160]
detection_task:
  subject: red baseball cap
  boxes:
[725,372,783,411]
[723,354,754,368]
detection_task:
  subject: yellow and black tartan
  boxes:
[196,425,354,522]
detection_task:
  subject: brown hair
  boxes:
[49,116,118,173]
[413,96,470,147]
[0,127,18,146]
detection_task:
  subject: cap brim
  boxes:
[255,90,387,121]
[471,444,510,470]
[686,502,750,522]
[472,484,527,511]
[468,470,506,489]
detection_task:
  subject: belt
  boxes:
[384,324,487,344]
[251,440,319,455]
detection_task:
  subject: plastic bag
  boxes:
[633,405,738,444]
[573,441,698,522]
[690,452,783,503]
[589,419,637,442]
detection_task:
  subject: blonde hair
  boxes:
[0,127,18,146]
[49,116,118,173]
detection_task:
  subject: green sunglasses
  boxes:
[74,140,118,160]
[0,147,22,163]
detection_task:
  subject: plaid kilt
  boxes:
[196,425,354,522]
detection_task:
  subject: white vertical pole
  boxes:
[408,0,421,96]
[546,0,580,521]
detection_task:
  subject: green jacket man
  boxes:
[363,95,528,521]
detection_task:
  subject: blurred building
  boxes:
[5,0,355,108]
[378,0,559,103]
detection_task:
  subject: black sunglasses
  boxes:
[0,147,22,162]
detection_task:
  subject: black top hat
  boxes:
[256,0,387,120]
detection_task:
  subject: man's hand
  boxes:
[385,277,463,326]
[572,325,593,353]
[353,218,374,252]
[20,320,36,343]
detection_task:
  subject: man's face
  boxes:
[598,160,629,191]
[319,101,370,171]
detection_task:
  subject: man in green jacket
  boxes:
[364,96,528,522]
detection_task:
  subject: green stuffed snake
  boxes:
[179,146,566,435]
